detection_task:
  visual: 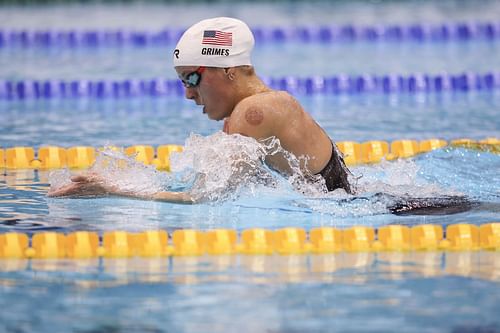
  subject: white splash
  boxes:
[49,147,170,197]
[48,134,464,219]
[170,132,329,201]
[293,154,466,218]
[48,134,330,202]
[353,158,461,198]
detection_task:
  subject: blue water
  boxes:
[2,40,500,80]
[1,92,499,147]
[0,253,499,333]
[1,145,499,233]
[1,1,500,333]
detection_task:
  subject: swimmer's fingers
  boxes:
[70,175,89,183]
[70,173,101,183]
[47,180,109,198]
[47,182,84,197]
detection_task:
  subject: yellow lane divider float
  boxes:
[0,223,498,259]
[1,137,498,170]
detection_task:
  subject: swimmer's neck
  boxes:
[233,75,273,104]
[220,74,273,122]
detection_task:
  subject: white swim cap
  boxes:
[173,17,254,68]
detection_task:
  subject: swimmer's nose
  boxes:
[185,87,197,100]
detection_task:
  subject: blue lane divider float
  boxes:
[0,22,498,48]
[1,72,499,100]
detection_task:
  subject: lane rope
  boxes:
[0,138,498,169]
[0,223,499,259]
[1,71,499,100]
[0,21,499,48]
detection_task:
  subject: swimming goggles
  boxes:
[180,66,206,88]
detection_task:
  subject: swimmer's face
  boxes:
[175,66,236,121]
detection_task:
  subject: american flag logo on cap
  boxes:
[202,30,233,46]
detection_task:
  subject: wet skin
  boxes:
[177,66,333,175]
[49,66,335,202]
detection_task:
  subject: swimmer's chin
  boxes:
[201,106,225,121]
[205,111,223,121]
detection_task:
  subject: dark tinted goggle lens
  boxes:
[181,67,205,88]
[183,72,201,88]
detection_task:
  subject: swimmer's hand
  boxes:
[47,174,114,198]
[47,174,195,204]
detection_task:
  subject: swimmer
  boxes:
[48,17,352,202]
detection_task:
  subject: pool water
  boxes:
[1,1,500,332]
[0,252,499,333]
[1,139,500,232]
[2,40,500,80]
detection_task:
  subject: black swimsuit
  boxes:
[316,142,353,194]
[317,142,473,215]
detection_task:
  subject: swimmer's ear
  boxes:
[224,67,235,81]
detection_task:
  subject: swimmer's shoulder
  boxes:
[239,90,299,107]
[227,90,295,137]
[233,90,302,118]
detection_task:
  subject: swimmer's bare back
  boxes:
[224,91,333,175]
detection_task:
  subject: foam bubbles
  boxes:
[296,156,465,218]
[48,134,465,219]
[48,168,73,191]
[49,147,171,196]
[170,132,331,201]
[353,158,461,198]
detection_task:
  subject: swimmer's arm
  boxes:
[109,189,195,204]
[137,191,195,204]
[47,174,196,204]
